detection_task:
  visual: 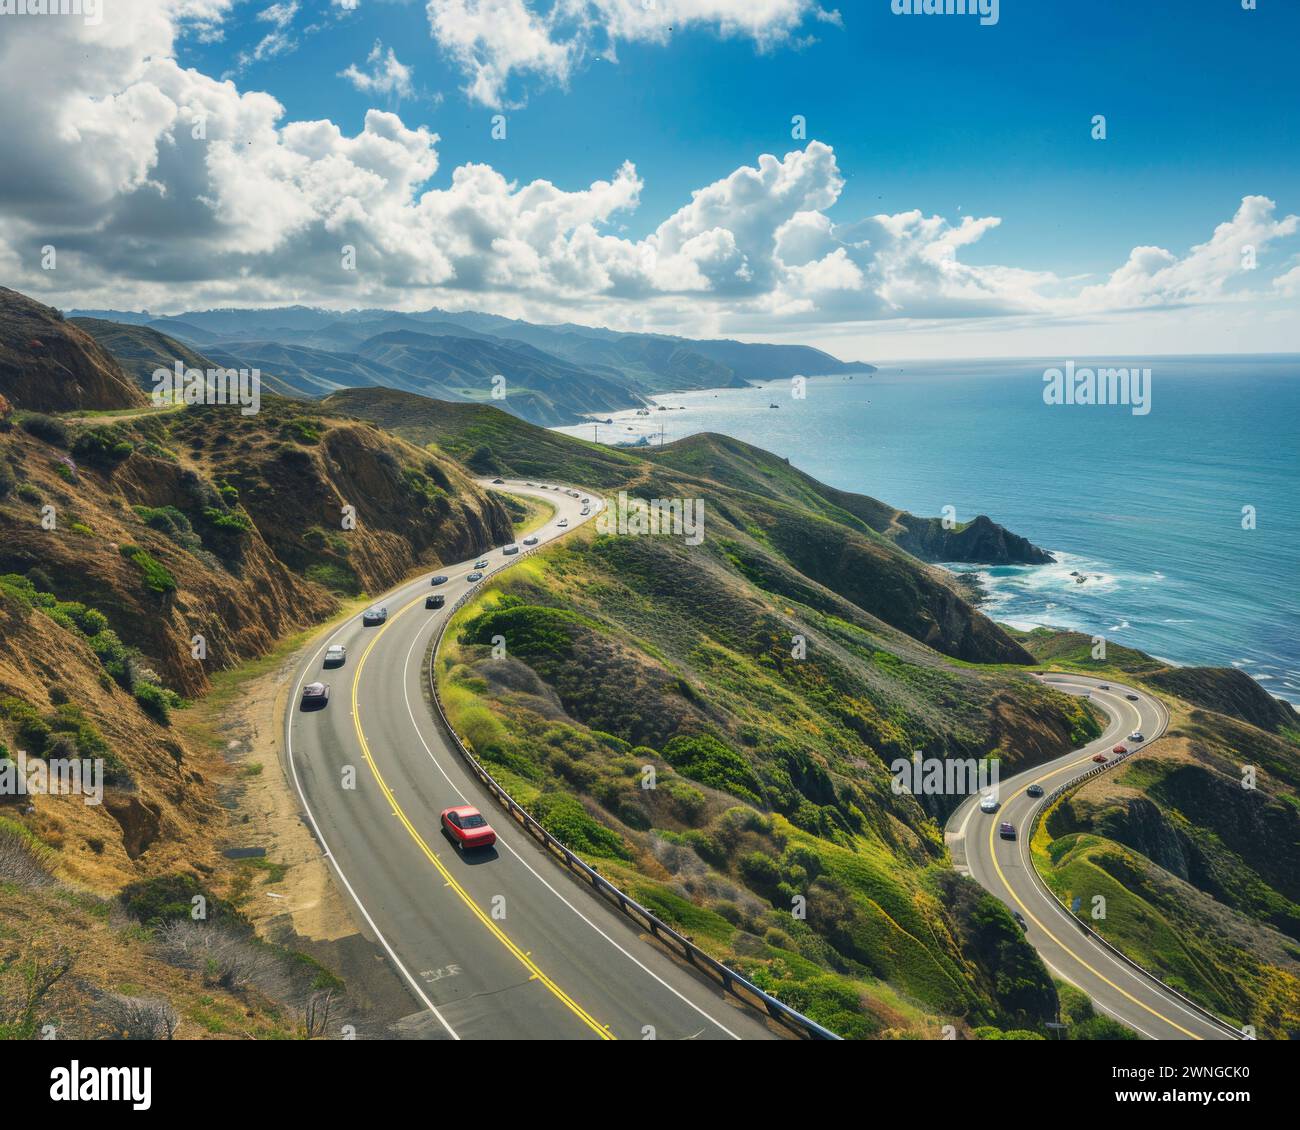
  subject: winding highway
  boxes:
[946,673,1241,1041]
[282,479,777,1041]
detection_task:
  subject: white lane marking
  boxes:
[404,487,746,1040]
[1037,955,1159,1041]
[287,630,460,1040]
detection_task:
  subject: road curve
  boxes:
[946,673,1240,1041]
[282,478,777,1041]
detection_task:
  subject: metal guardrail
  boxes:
[424,484,841,1041]
[1024,684,1247,1040]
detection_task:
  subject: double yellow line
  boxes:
[986,748,1201,1039]
[349,591,614,1040]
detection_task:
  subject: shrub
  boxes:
[71,427,134,466]
[0,696,51,756]
[19,413,67,445]
[119,545,177,594]
[133,680,182,724]
[661,732,763,805]
[529,792,630,860]
[120,874,248,932]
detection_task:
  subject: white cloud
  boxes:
[340,41,416,100]
[424,0,840,108]
[0,0,1294,355]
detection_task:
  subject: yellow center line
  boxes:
[350,590,615,1041]
[986,749,1202,1040]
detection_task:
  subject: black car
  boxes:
[426,594,445,609]
[467,571,484,582]
[362,607,387,626]
[301,682,330,710]
[1126,693,1140,701]
[1012,911,1027,930]
[492,478,505,484]
[431,575,448,586]
[1026,783,1044,798]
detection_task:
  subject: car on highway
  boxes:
[362,607,387,626]
[430,575,448,586]
[426,594,445,610]
[580,508,590,516]
[557,518,569,527]
[1012,910,1027,930]
[491,478,505,484]
[998,822,1017,840]
[1126,693,1140,701]
[1026,783,1044,798]
[502,544,519,555]
[525,482,534,487]
[1128,731,1145,743]
[979,794,999,813]
[1098,683,1110,690]
[474,559,490,569]
[522,535,539,546]
[441,805,497,851]
[467,571,484,582]
[1111,744,1128,755]
[301,682,330,710]
[581,498,590,505]
[323,644,346,668]
[1093,753,1109,764]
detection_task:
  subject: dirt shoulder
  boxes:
[172,598,421,1030]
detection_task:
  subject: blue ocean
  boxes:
[555,356,1300,705]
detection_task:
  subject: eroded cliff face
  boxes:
[0,395,512,879]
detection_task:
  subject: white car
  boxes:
[324,644,346,667]
[979,794,999,814]
[557,518,569,527]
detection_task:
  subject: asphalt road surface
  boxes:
[946,673,1241,1041]
[283,479,777,1041]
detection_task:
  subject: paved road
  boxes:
[283,478,777,1041]
[946,673,1240,1041]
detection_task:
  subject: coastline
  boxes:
[550,368,1300,709]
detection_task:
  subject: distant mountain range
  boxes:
[67,303,875,426]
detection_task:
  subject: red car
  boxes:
[1093,753,1109,763]
[1112,744,1128,755]
[441,805,496,850]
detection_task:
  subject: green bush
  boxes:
[133,680,182,724]
[0,697,51,756]
[661,733,763,805]
[119,545,177,594]
[530,792,631,859]
[120,874,249,933]
[71,427,134,466]
[19,413,67,445]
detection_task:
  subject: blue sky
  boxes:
[2,0,1297,358]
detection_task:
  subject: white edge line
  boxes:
[397,560,745,1041]
[286,605,461,1039]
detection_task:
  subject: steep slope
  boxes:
[0,290,146,412]
[70,317,220,390]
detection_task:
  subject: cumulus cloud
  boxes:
[0,0,1294,343]
[340,41,416,100]
[424,0,841,107]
